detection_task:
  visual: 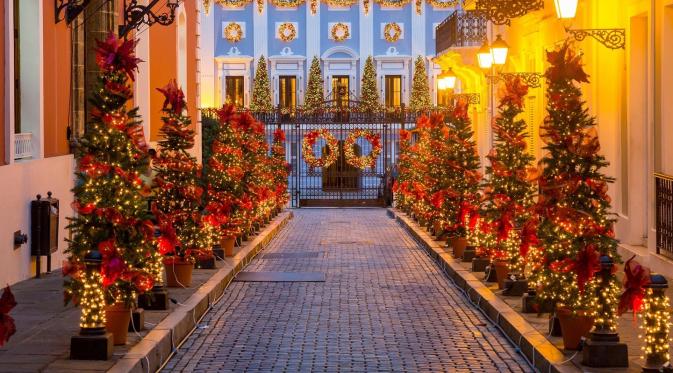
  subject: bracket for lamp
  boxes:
[565,27,626,50]
[54,0,92,24]
[487,72,544,88]
[118,0,180,38]
[452,93,481,105]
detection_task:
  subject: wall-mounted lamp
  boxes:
[490,35,509,66]
[554,0,578,19]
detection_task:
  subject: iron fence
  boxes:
[656,173,673,259]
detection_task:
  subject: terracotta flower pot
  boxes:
[449,237,467,258]
[494,260,509,289]
[432,220,442,236]
[221,237,236,257]
[556,307,594,350]
[105,303,131,345]
[164,260,194,288]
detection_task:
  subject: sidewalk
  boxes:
[390,208,672,373]
[0,211,293,373]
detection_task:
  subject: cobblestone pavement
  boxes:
[164,209,533,372]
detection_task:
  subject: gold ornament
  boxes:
[415,0,421,14]
[203,0,211,14]
[310,0,318,14]
[325,0,357,7]
[363,0,370,14]
[278,23,297,42]
[256,0,264,13]
[270,0,305,7]
[426,0,458,8]
[331,22,350,42]
[375,0,410,8]
[383,22,402,43]
[224,22,243,43]
[215,0,253,7]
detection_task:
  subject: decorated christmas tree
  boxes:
[481,77,536,277]
[64,34,156,321]
[443,101,481,238]
[153,80,215,264]
[358,56,381,112]
[239,112,275,226]
[304,56,324,113]
[393,128,414,210]
[205,105,247,241]
[270,128,290,209]
[409,56,432,112]
[532,43,620,331]
[250,56,273,112]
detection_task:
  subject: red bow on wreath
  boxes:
[618,256,651,316]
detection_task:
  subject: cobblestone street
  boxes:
[164,209,532,372]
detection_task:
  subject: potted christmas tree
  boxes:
[304,56,325,115]
[409,56,432,113]
[205,105,246,256]
[444,101,481,258]
[65,33,156,346]
[153,79,216,286]
[531,42,621,350]
[482,77,536,293]
[270,128,290,213]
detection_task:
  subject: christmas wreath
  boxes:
[331,22,350,42]
[344,129,382,169]
[302,129,339,168]
[278,22,297,42]
[384,22,402,43]
[224,22,243,43]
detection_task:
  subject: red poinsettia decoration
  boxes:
[95,32,142,81]
[618,256,651,315]
[157,79,187,114]
[0,286,17,347]
[498,76,529,109]
[545,42,589,84]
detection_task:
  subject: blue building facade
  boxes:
[200,0,460,109]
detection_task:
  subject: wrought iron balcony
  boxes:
[435,10,487,55]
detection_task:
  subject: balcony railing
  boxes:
[656,173,673,259]
[435,10,487,54]
[14,132,33,160]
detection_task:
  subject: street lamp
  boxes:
[438,68,457,91]
[490,34,509,66]
[554,0,578,19]
[477,40,493,70]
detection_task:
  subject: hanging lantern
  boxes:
[490,34,509,66]
[477,39,493,70]
[438,68,457,91]
[554,0,578,19]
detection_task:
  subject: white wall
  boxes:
[0,155,75,285]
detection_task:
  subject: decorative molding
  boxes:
[452,93,480,105]
[473,0,544,26]
[488,72,543,88]
[566,28,626,50]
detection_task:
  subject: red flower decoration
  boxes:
[0,286,16,347]
[95,32,142,81]
[157,79,187,114]
[545,42,590,84]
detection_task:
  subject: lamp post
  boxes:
[70,249,113,360]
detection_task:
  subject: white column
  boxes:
[306,1,320,62]
[254,0,269,59]
[135,17,151,141]
[410,1,425,58]
[359,0,374,86]
[199,3,216,108]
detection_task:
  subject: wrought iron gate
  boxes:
[256,106,422,208]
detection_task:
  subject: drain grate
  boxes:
[234,272,326,282]
[261,252,323,259]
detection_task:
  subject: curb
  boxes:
[108,211,294,373]
[389,208,581,373]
